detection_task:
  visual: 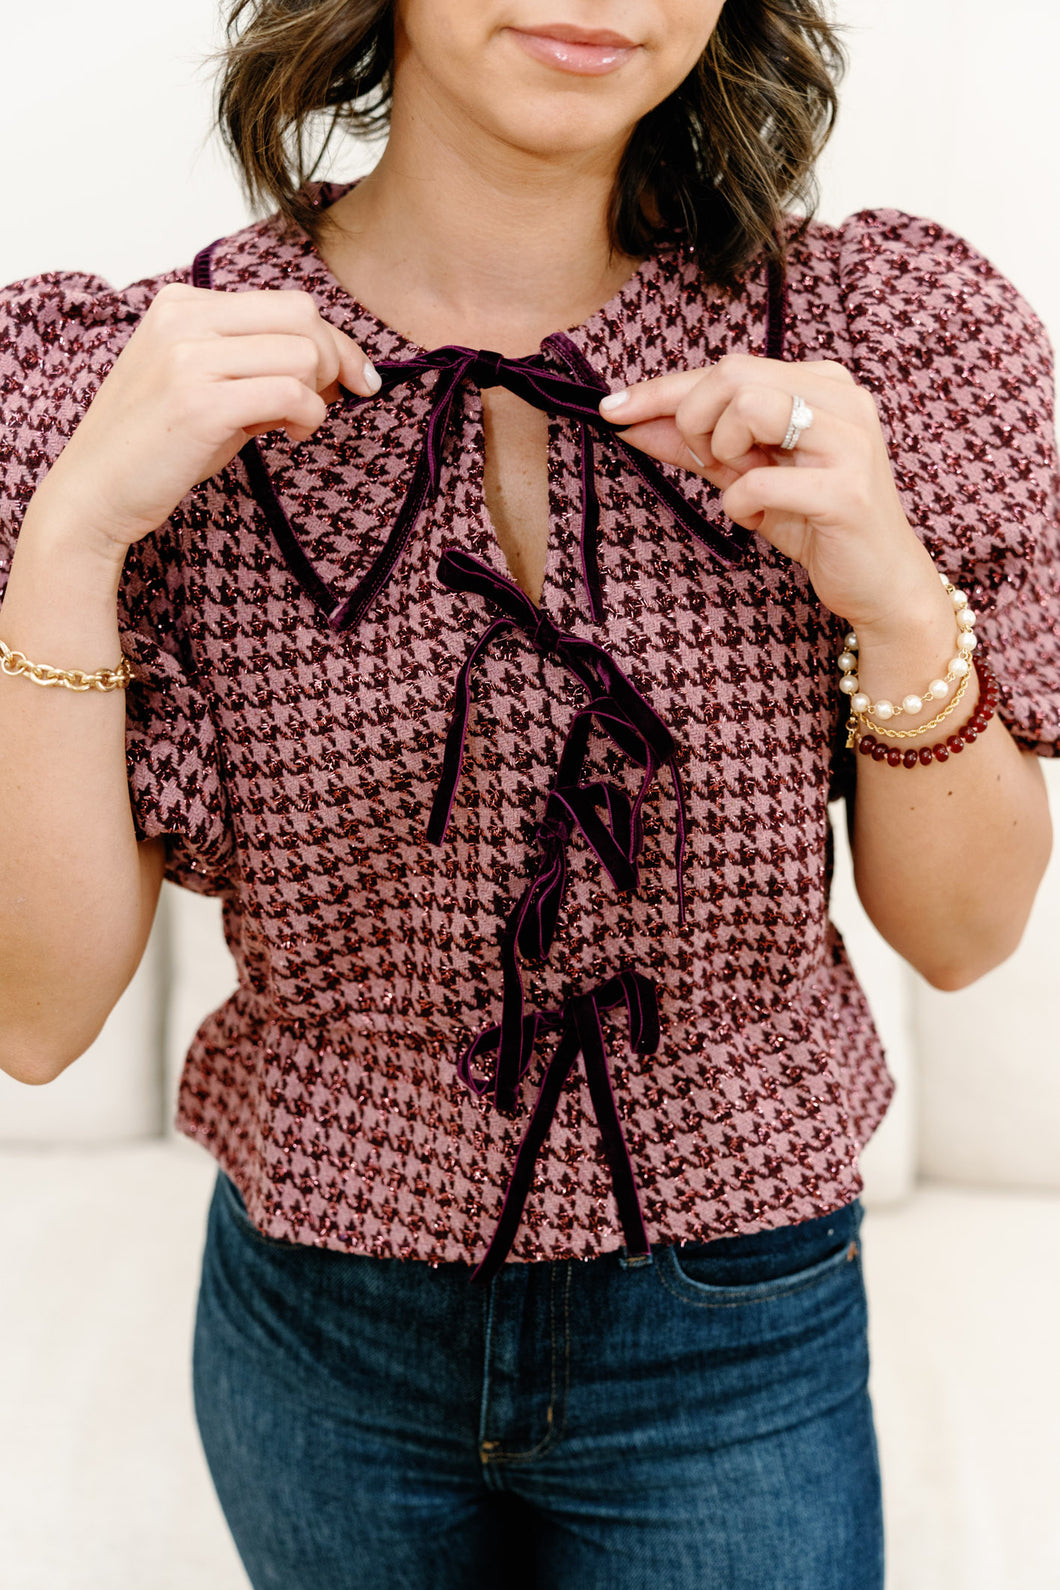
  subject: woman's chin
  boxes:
[473,92,641,168]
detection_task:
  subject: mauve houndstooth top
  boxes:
[2,183,1059,1266]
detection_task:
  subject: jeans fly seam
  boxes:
[482,1382,564,1466]
[481,1418,563,1465]
[546,1260,570,1448]
[547,1261,558,1428]
[558,1261,571,1441]
[477,1278,499,1460]
[479,1265,573,1468]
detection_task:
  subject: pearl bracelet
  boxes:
[856,661,999,767]
[838,571,978,723]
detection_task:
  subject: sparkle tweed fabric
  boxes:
[2,185,1059,1264]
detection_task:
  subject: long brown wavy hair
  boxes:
[212,1,844,290]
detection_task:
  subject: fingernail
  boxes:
[599,388,629,413]
[363,361,382,395]
[687,448,706,468]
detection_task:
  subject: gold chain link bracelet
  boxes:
[0,638,133,692]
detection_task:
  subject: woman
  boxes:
[0,2,1056,1586]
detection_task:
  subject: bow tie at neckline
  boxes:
[236,331,750,634]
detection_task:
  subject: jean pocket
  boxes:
[656,1204,863,1309]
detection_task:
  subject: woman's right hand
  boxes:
[34,281,380,555]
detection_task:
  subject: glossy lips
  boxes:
[508,24,638,75]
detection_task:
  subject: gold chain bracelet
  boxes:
[853,666,971,744]
[0,638,133,692]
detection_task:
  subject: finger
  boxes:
[152,283,380,399]
[599,354,855,437]
[206,375,328,444]
[599,367,712,425]
[800,359,857,386]
[672,374,856,459]
[322,320,382,399]
[197,329,380,406]
[722,463,840,529]
[198,333,328,390]
[614,416,770,490]
[709,385,832,467]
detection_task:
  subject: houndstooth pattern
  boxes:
[2,189,1058,1263]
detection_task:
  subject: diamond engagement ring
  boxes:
[780,394,814,451]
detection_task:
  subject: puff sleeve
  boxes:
[0,271,236,894]
[835,210,1060,758]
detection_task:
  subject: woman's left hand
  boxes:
[598,354,937,636]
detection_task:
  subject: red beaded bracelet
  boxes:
[856,662,999,768]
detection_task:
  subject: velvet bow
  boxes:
[429,547,686,1117]
[461,969,660,1283]
[236,332,748,634]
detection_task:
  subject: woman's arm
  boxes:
[0,497,167,1082]
[841,561,1051,988]
[599,353,1054,986]
[0,281,378,1083]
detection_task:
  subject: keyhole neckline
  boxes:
[472,384,555,611]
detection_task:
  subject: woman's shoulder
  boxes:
[784,207,1050,358]
[0,264,185,366]
[0,235,271,521]
[0,265,192,492]
[0,271,150,525]
[790,206,999,267]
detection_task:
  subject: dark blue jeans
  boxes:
[192,1170,884,1589]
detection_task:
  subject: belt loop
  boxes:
[618,1245,654,1270]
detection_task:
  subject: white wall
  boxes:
[2,0,1057,328]
[0,0,373,290]
[817,0,1060,348]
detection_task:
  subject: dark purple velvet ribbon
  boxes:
[215,334,749,635]
[461,968,660,1283]
[428,547,684,859]
[323,334,748,630]
[430,546,685,1118]
[190,234,789,638]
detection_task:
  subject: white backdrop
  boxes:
[2,0,1058,339]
